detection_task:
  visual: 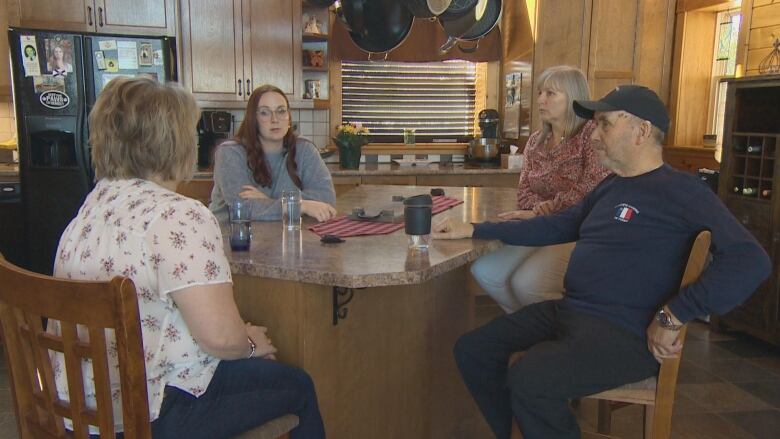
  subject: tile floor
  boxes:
[0,317,779,438]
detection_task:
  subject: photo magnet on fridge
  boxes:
[138,43,153,66]
[98,40,117,51]
[45,38,74,78]
[94,51,107,70]
[105,58,119,73]
[20,35,41,77]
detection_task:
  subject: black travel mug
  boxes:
[404,194,433,249]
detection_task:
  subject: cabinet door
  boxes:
[95,0,175,36]
[244,0,302,98]
[180,0,245,101]
[19,0,95,33]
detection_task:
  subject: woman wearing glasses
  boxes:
[210,84,337,222]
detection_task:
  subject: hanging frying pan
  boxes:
[455,0,501,53]
[340,0,366,35]
[341,0,415,55]
[402,0,453,18]
[438,0,486,52]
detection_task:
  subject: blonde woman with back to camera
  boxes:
[51,77,325,439]
[470,66,611,313]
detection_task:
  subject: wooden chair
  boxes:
[0,255,298,439]
[509,231,712,439]
[585,230,711,439]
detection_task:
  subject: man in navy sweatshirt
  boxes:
[434,85,771,439]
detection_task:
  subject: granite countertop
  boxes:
[225,185,518,288]
[327,162,521,176]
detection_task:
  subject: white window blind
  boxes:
[341,60,477,143]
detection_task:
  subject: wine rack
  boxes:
[729,134,776,201]
[714,74,780,346]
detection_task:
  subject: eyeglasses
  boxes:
[257,107,290,121]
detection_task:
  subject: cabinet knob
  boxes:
[237,79,243,97]
[740,214,750,226]
[98,7,104,27]
[773,232,780,244]
[87,6,93,26]
[246,79,251,94]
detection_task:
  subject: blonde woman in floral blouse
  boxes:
[470,66,610,312]
[51,77,325,439]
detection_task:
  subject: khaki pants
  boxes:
[470,242,575,313]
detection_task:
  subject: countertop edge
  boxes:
[229,240,503,288]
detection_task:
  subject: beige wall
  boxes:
[0,100,16,141]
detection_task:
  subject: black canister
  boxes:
[404,194,433,238]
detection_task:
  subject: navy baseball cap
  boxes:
[573,85,670,134]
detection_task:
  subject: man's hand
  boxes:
[247,324,277,360]
[239,185,270,200]
[646,307,684,363]
[432,216,474,240]
[301,200,337,222]
[497,209,536,221]
[532,200,557,216]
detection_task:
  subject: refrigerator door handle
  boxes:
[87,6,93,26]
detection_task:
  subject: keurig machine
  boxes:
[197,111,232,169]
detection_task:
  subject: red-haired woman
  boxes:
[210,85,337,222]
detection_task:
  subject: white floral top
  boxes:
[51,178,232,432]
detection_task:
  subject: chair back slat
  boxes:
[88,326,117,438]
[113,277,150,439]
[60,322,90,439]
[24,309,65,436]
[0,255,151,439]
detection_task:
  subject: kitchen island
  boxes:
[227,185,516,439]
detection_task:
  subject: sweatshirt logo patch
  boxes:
[614,204,638,223]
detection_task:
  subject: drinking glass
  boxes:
[281,189,302,230]
[403,128,416,145]
[229,200,252,251]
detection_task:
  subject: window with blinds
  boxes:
[341,60,479,143]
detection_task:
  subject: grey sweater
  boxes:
[209,138,336,221]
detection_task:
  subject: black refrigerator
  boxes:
[9,28,176,274]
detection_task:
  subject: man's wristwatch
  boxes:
[655,308,683,331]
[247,336,257,358]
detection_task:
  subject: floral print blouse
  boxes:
[516,120,611,213]
[51,178,232,431]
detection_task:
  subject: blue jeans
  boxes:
[454,300,658,439]
[151,358,325,439]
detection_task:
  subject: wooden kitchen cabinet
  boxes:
[17,0,175,36]
[531,0,675,132]
[180,0,301,103]
[711,75,780,346]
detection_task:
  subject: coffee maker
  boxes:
[197,111,232,169]
[466,109,502,166]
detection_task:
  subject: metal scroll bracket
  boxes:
[332,286,357,325]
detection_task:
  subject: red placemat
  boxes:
[309,195,464,238]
